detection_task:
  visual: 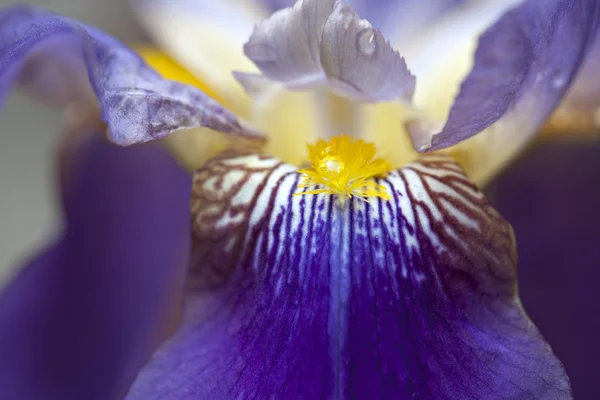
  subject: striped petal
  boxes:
[0,5,257,145]
[126,152,569,399]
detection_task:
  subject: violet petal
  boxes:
[0,5,259,145]
[0,134,191,400]
[487,142,600,400]
[127,153,569,399]
[425,0,600,151]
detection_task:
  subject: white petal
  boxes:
[320,5,416,102]
[243,0,337,87]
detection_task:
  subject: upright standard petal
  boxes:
[320,4,415,101]
[0,5,259,145]
[259,0,465,46]
[127,152,569,399]
[544,33,600,135]
[243,0,337,87]
[242,0,415,102]
[0,133,191,400]
[419,0,600,152]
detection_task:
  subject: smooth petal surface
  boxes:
[544,33,600,134]
[131,0,265,115]
[487,142,600,400]
[243,0,415,102]
[244,0,336,87]
[0,133,191,399]
[0,5,257,145]
[127,153,569,399]
[422,0,600,151]
[320,5,416,101]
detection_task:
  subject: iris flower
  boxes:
[0,0,598,399]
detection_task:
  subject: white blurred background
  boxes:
[0,0,145,281]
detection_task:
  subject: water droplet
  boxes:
[357,28,376,55]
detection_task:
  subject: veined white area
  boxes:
[196,152,493,306]
[265,171,297,280]
[218,170,246,193]
[385,172,419,253]
[439,197,480,231]
[246,161,294,224]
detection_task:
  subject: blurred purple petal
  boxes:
[487,142,600,400]
[0,5,259,145]
[561,33,600,112]
[425,0,600,151]
[127,154,568,399]
[0,133,192,400]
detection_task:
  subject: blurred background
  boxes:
[0,0,598,398]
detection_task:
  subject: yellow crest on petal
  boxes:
[295,135,393,201]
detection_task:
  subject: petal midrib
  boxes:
[328,200,350,399]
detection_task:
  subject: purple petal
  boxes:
[487,142,600,400]
[546,33,600,132]
[0,133,191,399]
[424,0,600,151]
[0,5,259,145]
[127,153,569,399]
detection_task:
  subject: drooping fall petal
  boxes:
[126,152,569,399]
[487,142,600,400]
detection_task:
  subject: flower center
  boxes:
[295,135,393,201]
